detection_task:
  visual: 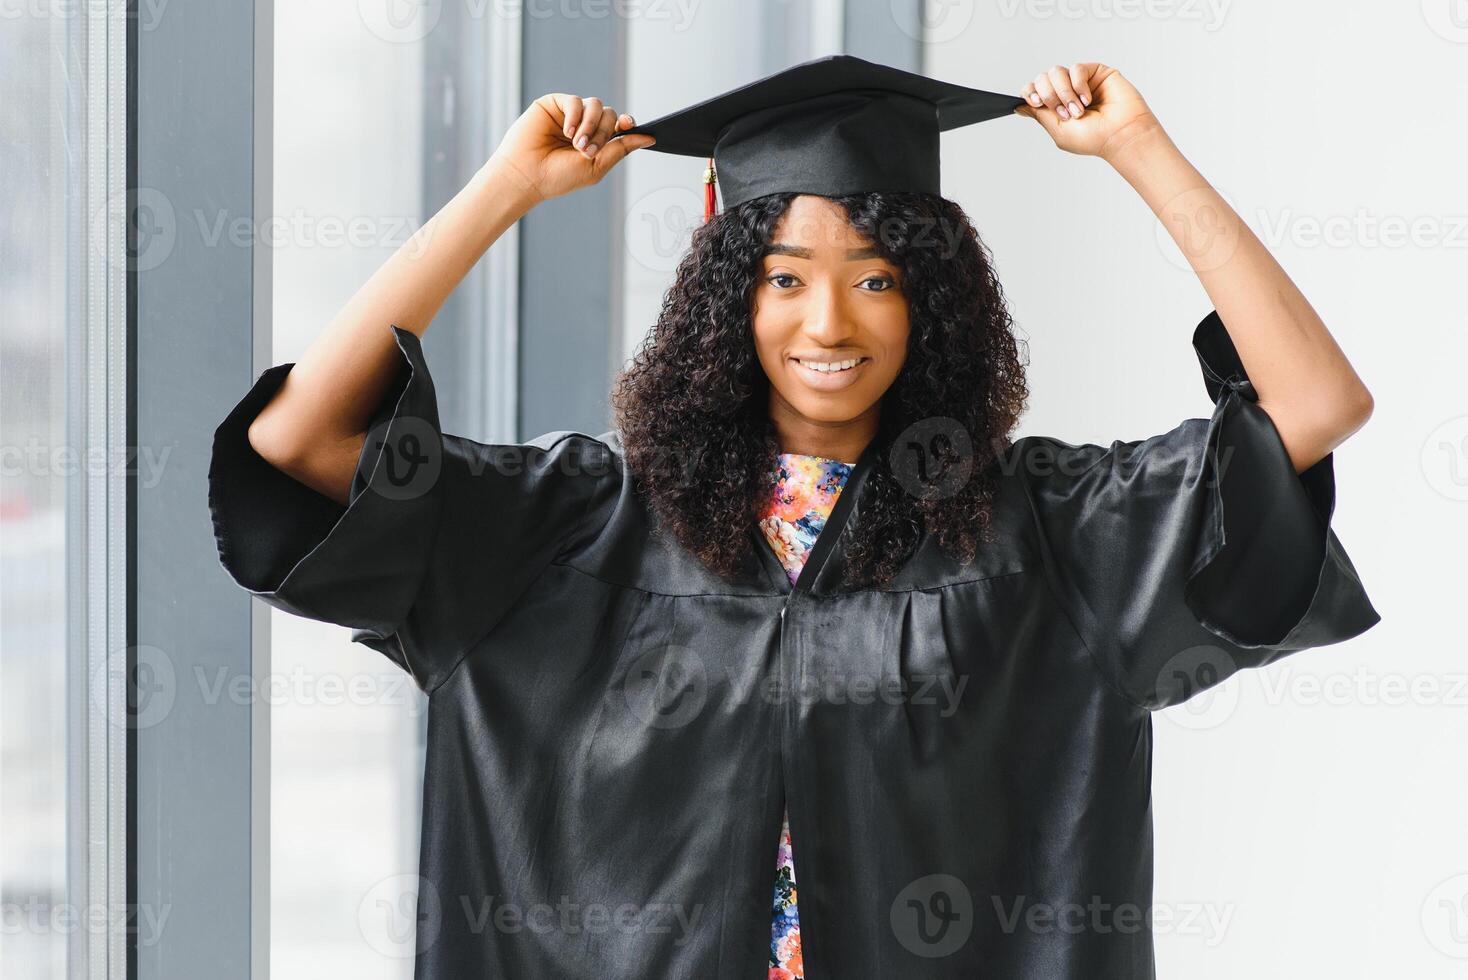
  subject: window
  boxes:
[0,5,128,978]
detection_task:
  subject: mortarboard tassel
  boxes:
[703,156,718,222]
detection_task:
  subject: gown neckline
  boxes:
[752,438,880,596]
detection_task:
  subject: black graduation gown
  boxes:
[207,308,1380,979]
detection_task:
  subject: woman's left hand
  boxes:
[1015,63,1161,159]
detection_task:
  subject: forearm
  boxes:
[249,156,541,463]
[1104,121,1373,468]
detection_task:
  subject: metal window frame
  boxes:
[131,0,272,976]
[250,8,274,979]
[67,1,130,978]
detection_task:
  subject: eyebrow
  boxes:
[766,243,884,260]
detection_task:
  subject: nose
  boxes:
[800,278,857,345]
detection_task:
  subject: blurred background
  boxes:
[2,1,1463,977]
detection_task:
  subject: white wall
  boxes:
[929,3,1466,977]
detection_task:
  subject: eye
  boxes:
[860,275,896,292]
[767,273,799,289]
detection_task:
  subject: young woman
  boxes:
[210,58,1379,979]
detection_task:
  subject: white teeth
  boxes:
[797,358,863,373]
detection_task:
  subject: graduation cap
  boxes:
[615,54,1024,222]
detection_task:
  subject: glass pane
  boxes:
[0,11,76,980]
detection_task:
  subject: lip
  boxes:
[788,356,870,392]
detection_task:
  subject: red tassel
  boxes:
[703,156,717,222]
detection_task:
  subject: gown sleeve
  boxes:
[206,323,618,695]
[1017,309,1381,711]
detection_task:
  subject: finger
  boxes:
[1068,63,1094,107]
[609,112,637,142]
[557,94,584,142]
[1021,81,1045,110]
[603,131,657,163]
[1033,73,1059,116]
[601,112,637,145]
[572,97,604,153]
[613,112,654,149]
[1048,65,1081,120]
[599,114,655,164]
[585,106,618,157]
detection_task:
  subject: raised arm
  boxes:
[247,93,655,505]
[1015,63,1374,474]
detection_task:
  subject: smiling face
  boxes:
[751,195,911,461]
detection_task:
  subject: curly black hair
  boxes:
[609,190,1030,589]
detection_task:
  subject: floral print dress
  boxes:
[757,452,853,980]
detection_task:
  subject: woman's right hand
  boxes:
[488,93,656,206]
